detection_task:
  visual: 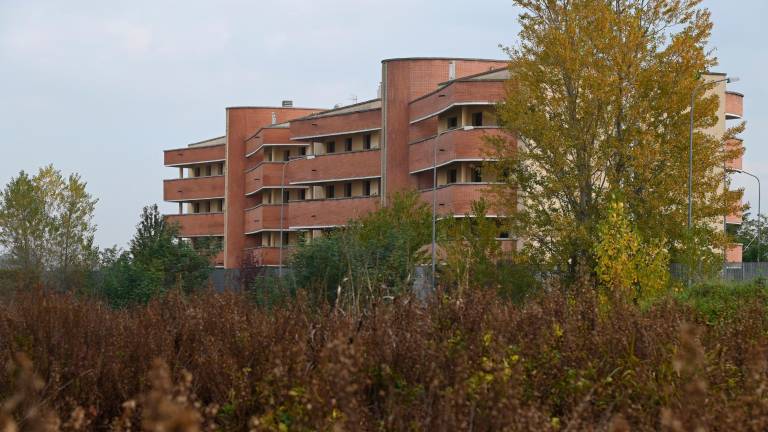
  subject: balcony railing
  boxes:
[163,176,225,202]
[409,127,507,173]
[245,163,286,195]
[164,144,225,167]
[419,183,503,217]
[244,204,283,233]
[287,150,381,185]
[165,213,224,237]
[288,196,379,228]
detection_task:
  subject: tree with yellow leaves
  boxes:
[489,0,744,278]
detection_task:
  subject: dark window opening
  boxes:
[299,189,306,200]
[447,169,458,184]
[283,190,290,203]
[363,134,372,150]
[326,141,336,153]
[326,185,335,199]
[472,112,483,127]
[363,180,371,196]
[283,150,291,161]
[344,182,352,197]
[472,167,483,183]
[344,138,353,152]
[447,116,459,129]
[194,167,201,177]
[499,231,510,239]
[300,146,307,156]
[193,202,200,213]
[282,231,290,246]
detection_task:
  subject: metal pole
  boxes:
[278,160,288,278]
[431,131,440,292]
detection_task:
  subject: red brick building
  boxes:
[163,58,745,268]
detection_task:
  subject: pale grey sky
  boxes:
[0,1,765,249]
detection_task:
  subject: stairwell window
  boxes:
[472,112,483,127]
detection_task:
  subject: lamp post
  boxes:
[727,168,761,264]
[279,153,315,278]
[688,75,739,285]
[431,94,447,292]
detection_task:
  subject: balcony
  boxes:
[244,247,282,266]
[245,163,286,195]
[409,81,506,124]
[290,106,381,140]
[287,150,381,185]
[164,144,225,167]
[288,196,379,229]
[409,127,507,173]
[419,183,502,217]
[163,176,225,202]
[726,244,743,263]
[165,213,224,237]
[244,205,283,233]
[725,91,744,120]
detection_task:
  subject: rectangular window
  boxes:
[219,199,225,210]
[326,141,336,154]
[194,167,201,177]
[326,185,335,199]
[344,138,353,152]
[447,117,458,129]
[344,182,352,198]
[299,189,306,200]
[448,168,458,184]
[283,190,290,203]
[283,150,291,161]
[300,146,307,156]
[472,167,483,183]
[282,231,290,246]
[193,202,200,213]
[219,163,225,174]
[472,112,483,127]
[363,134,372,150]
[363,180,371,196]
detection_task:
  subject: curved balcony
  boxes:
[726,211,743,226]
[409,127,507,173]
[165,213,224,237]
[244,205,283,233]
[290,107,381,140]
[245,163,286,195]
[164,176,225,202]
[164,144,225,167]
[419,183,502,217]
[287,150,381,185]
[244,247,282,266]
[725,91,744,120]
[288,196,379,229]
[409,81,506,124]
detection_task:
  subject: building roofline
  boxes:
[436,66,510,86]
[382,57,507,63]
[225,106,326,111]
[292,98,382,122]
[245,122,291,142]
[726,90,744,97]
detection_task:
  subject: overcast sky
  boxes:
[1,0,765,249]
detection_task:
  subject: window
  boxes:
[472,167,483,183]
[326,185,335,199]
[194,167,201,177]
[344,182,352,198]
[472,112,483,127]
[447,116,459,129]
[283,190,290,203]
[205,165,212,176]
[363,180,371,196]
[219,199,225,210]
[447,168,458,184]
[299,189,306,200]
[193,202,200,213]
[219,163,225,174]
[498,231,510,239]
[283,150,291,161]
[363,134,372,150]
[326,141,336,153]
[344,138,353,152]
[282,231,290,246]
[300,146,307,156]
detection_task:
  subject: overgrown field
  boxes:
[1,283,768,431]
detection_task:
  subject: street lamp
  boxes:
[431,94,447,292]
[727,168,761,263]
[688,75,739,286]
[279,153,315,278]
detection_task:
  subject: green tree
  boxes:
[0,166,98,288]
[735,212,767,262]
[94,205,218,307]
[489,0,744,279]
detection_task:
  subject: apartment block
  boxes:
[163,58,746,268]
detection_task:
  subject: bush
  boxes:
[676,280,768,323]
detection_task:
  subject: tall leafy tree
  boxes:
[735,213,767,262]
[489,0,744,277]
[0,166,97,288]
